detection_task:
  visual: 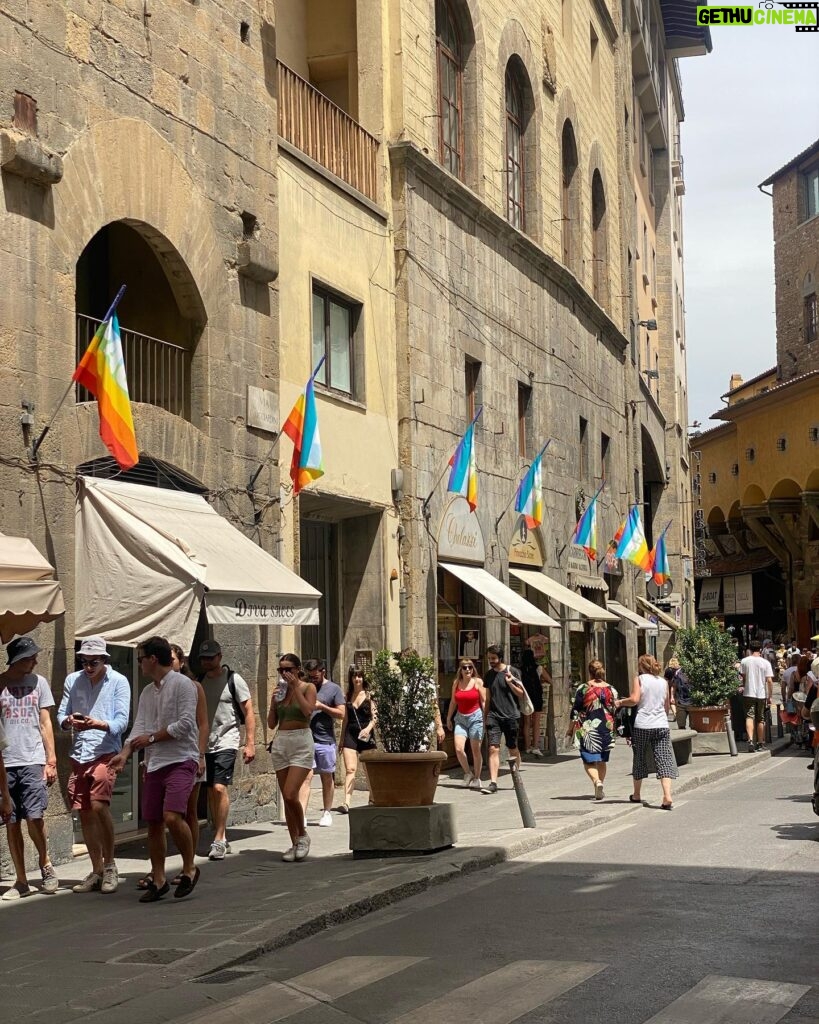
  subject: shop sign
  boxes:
[437,497,485,563]
[567,545,591,575]
[602,550,622,576]
[682,557,693,581]
[734,573,753,615]
[698,578,721,612]
[246,385,279,435]
[723,575,736,614]
[508,516,544,567]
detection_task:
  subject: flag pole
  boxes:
[247,355,326,494]
[421,406,482,517]
[494,440,550,535]
[32,285,127,461]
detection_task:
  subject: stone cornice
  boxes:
[389,141,629,356]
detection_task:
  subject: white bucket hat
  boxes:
[78,636,108,658]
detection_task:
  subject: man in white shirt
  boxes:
[110,636,200,903]
[740,640,774,754]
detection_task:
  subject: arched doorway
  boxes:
[75,221,206,419]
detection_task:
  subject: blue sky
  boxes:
[680,28,819,426]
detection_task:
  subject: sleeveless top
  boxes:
[454,685,481,716]
[346,697,373,732]
[634,673,669,730]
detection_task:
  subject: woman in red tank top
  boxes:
[446,660,487,790]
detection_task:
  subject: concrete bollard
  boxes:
[508,758,537,828]
[725,714,738,757]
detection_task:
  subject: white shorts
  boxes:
[270,728,314,771]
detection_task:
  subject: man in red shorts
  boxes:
[58,636,130,895]
[110,636,200,902]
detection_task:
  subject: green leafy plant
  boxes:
[674,619,740,708]
[369,649,438,753]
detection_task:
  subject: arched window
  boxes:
[561,120,579,270]
[591,169,607,306]
[505,66,525,230]
[436,0,463,178]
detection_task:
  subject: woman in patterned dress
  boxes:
[568,660,617,801]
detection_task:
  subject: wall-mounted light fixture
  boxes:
[642,369,660,380]
[638,319,658,331]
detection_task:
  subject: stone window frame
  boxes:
[560,117,582,274]
[801,162,819,223]
[589,151,609,308]
[803,273,817,344]
[504,64,526,231]
[310,278,365,405]
[434,0,482,190]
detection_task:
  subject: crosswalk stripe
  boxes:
[286,955,427,1000]
[170,981,315,1024]
[641,975,810,1024]
[390,960,606,1024]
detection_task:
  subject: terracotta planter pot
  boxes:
[361,750,447,807]
[688,705,728,733]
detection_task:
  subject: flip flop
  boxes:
[628,795,643,803]
[174,866,200,899]
[138,881,169,903]
[136,874,154,890]
[660,803,673,811]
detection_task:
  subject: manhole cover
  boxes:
[194,969,255,985]
[117,948,192,965]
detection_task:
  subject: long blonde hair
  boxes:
[455,659,478,687]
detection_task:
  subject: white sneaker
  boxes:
[209,840,227,860]
[282,846,296,862]
[294,834,311,861]
[463,771,473,786]
[319,810,333,827]
[468,777,481,790]
[41,864,59,894]
[100,863,119,894]
[72,872,101,893]
[1,882,32,901]
[531,749,544,758]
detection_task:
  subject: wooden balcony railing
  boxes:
[277,60,378,204]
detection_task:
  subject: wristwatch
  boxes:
[148,734,156,745]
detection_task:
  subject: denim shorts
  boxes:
[454,710,484,741]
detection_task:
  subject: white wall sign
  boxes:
[437,497,486,564]
[723,575,736,615]
[567,546,591,574]
[509,516,545,567]
[247,385,279,435]
[734,573,753,615]
[698,578,721,612]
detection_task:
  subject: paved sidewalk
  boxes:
[0,740,792,1024]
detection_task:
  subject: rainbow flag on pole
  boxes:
[615,506,652,571]
[647,526,671,585]
[572,484,603,560]
[447,409,481,511]
[514,441,550,528]
[73,313,138,471]
[282,360,324,494]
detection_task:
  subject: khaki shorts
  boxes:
[270,728,314,771]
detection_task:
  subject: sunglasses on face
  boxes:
[460,664,474,671]
[279,664,297,671]
[81,659,103,668]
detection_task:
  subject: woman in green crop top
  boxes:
[267,654,317,862]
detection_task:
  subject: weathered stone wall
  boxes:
[0,0,281,865]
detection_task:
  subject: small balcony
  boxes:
[75,314,190,418]
[277,60,378,205]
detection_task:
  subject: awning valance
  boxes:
[0,535,65,643]
[76,477,321,650]
[576,575,608,592]
[509,568,619,622]
[636,596,679,631]
[607,600,658,632]
[439,562,559,627]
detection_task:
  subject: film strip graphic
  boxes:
[780,0,819,30]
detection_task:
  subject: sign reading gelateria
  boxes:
[438,497,485,564]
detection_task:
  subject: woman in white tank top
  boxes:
[615,654,678,809]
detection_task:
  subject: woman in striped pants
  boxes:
[615,654,678,810]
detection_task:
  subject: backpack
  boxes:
[198,666,246,726]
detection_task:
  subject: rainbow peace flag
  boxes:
[615,506,652,571]
[572,487,601,560]
[648,528,671,585]
[514,441,550,528]
[73,314,138,471]
[282,364,324,494]
[447,410,481,511]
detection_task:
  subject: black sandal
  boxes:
[136,874,153,890]
[629,795,643,803]
[660,803,673,810]
[138,881,169,903]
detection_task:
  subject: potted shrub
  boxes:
[361,649,447,806]
[675,618,740,733]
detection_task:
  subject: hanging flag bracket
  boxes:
[31,285,127,462]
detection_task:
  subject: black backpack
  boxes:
[198,665,246,726]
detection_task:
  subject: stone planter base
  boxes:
[348,803,457,857]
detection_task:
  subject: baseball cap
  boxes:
[6,636,42,666]
[78,636,108,658]
[198,639,222,658]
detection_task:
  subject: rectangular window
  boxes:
[804,166,819,221]
[639,111,647,172]
[579,416,589,481]
[517,383,532,458]
[311,285,358,396]
[601,432,611,482]
[648,146,655,202]
[465,358,481,423]
[806,293,818,343]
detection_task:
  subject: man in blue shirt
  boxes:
[58,636,130,894]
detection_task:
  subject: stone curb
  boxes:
[194,740,790,978]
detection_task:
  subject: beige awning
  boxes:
[439,562,559,627]
[576,575,608,592]
[607,600,658,632]
[509,568,619,622]
[636,596,679,631]
[76,477,321,650]
[0,535,65,643]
